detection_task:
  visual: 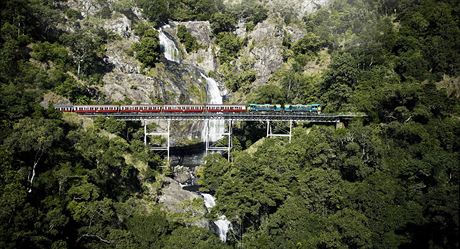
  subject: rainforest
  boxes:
[0,0,459,248]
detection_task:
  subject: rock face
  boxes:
[102,60,208,104]
[158,177,208,228]
[103,13,135,39]
[172,21,216,73]
[224,0,330,18]
[240,19,285,85]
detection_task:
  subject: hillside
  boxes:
[0,0,459,248]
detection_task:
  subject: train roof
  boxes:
[72,105,119,107]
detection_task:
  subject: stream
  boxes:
[159,25,231,241]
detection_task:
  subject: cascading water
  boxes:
[201,193,231,242]
[156,23,230,241]
[159,25,180,63]
[201,73,225,142]
[158,24,224,142]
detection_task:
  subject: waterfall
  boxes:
[201,193,232,242]
[159,25,180,63]
[202,193,216,209]
[201,73,225,142]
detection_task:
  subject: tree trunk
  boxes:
[77,61,81,76]
[28,150,44,193]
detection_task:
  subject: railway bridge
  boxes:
[80,112,366,164]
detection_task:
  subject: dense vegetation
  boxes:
[0,0,229,248]
[199,1,460,248]
[0,0,459,249]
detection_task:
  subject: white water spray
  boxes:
[159,25,180,63]
[201,193,231,242]
[201,73,225,142]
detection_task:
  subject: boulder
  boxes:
[158,177,209,228]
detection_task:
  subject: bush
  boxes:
[216,32,242,63]
[177,25,200,53]
[210,12,236,34]
[133,29,160,68]
[291,33,326,55]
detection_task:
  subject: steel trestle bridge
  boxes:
[80,112,366,164]
[81,112,363,122]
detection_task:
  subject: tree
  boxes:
[95,117,127,136]
[291,33,326,55]
[163,227,228,249]
[177,25,200,53]
[210,12,237,34]
[136,0,171,25]
[133,29,161,67]
[126,211,172,248]
[60,28,107,77]
[251,84,285,104]
[5,118,63,192]
[197,153,231,193]
[216,32,242,63]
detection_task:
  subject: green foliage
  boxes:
[225,68,256,92]
[177,25,200,53]
[216,32,242,63]
[234,1,268,26]
[163,226,229,249]
[137,0,224,24]
[291,33,327,55]
[95,117,127,136]
[136,0,171,25]
[126,211,171,248]
[210,12,237,34]
[133,29,161,68]
[30,42,69,66]
[250,84,285,104]
[0,0,459,248]
[60,27,108,77]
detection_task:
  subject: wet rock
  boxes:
[158,177,209,228]
[173,166,194,184]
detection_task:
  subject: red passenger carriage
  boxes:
[73,105,119,113]
[163,105,204,113]
[119,105,162,113]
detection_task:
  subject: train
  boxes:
[54,103,321,114]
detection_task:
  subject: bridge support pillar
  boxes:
[144,119,170,166]
[205,119,233,161]
[266,120,293,143]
